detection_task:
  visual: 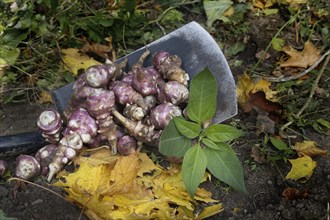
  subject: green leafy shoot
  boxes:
[173,116,201,139]
[159,67,247,196]
[182,144,207,197]
[269,137,294,154]
[159,120,191,157]
[202,124,245,142]
[186,67,218,124]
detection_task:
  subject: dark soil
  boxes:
[1,13,329,220]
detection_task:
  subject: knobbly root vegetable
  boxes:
[149,103,183,129]
[132,67,161,96]
[84,87,118,155]
[123,104,146,121]
[111,81,147,110]
[15,155,41,180]
[65,108,98,144]
[37,109,63,144]
[47,133,83,182]
[0,160,8,177]
[117,135,137,156]
[164,81,189,105]
[85,65,116,88]
[111,109,161,146]
[35,144,57,176]
[153,51,189,86]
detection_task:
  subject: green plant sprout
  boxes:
[159,67,247,196]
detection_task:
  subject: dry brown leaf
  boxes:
[236,73,277,107]
[280,40,321,68]
[293,140,328,157]
[80,41,115,61]
[282,187,308,200]
[38,91,53,104]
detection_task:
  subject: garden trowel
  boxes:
[0,21,237,155]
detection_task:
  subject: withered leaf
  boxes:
[282,187,308,200]
[293,140,328,157]
[80,41,115,61]
[280,40,321,68]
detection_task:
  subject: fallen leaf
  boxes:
[54,150,221,219]
[252,0,276,9]
[80,41,115,61]
[285,155,317,182]
[282,187,308,200]
[203,0,233,27]
[38,91,53,104]
[61,48,101,75]
[280,40,321,68]
[249,91,282,121]
[236,73,277,107]
[293,140,328,157]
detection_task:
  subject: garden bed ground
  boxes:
[0,11,329,220]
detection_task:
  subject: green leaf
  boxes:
[203,0,233,27]
[270,137,293,153]
[159,120,191,157]
[205,147,247,193]
[271,38,285,51]
[317,119,330,128]
[203,124,245,142]
[186,67,217,124]
[173,116,201,139]
[202,138,231,151]
[182,145,207,197]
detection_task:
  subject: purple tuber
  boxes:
[132,67,161,96]
[164,81,189,105]
[0,160,8,177]
[111,109,162,146]
[15,155,41,180]
[117,135,137,156]
[37,109,63,144]
[149,103,182,129]
[153,51,189,87]
[47,132,83,182]
[65,108,98,144]
[35,144,57,176]
[111,81,147,110]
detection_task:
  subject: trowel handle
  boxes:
[0,131,47,156]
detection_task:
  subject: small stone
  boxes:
[296,203,304,209]
[281,209,291,219]
[31,198,43,206]
[267,180,273,185]
[278,205,285,211]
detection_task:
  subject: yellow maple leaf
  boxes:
[280,40,321,68]
[102,153,140,196]
[38,91,53,104]
[236,72,277,106]
[54,150,222,219]
[285,155,317,182]
[293,140,328,157]
[61,48,101,75]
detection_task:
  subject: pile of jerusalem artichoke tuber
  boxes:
[12,50,191,182]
